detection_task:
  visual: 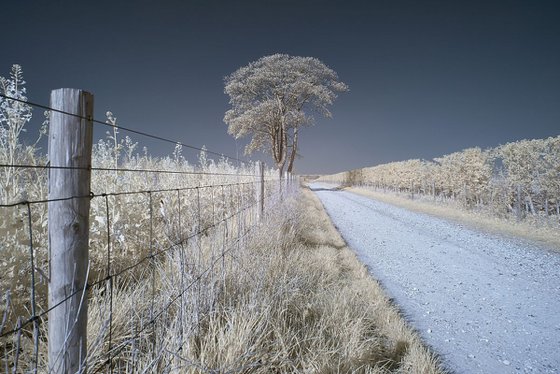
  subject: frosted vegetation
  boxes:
[0,63,270,293]
[0,65,278,372]
[320,140,560,224]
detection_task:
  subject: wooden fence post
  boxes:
[515,184,522,221]
[48,89,93,373]
[256,161,264,220]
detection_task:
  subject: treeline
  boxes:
[320,136,560,220]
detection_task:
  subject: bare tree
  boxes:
[224,54,348,176]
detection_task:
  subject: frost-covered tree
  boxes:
[542,136,560,215]
[224,54,348,176]
[499,139,545,214]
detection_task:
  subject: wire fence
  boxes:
[0,90,299,373]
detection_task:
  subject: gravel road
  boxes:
[310,183,560,374]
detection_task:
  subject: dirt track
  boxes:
[310,184,560,374]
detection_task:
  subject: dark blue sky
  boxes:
[3,0,559,173]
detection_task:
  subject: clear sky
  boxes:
[3,0,559,174]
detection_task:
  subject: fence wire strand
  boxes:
[0,180,279,208]
[0,163,258,178]
[0,93,250,166]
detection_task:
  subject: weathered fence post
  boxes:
[256,161,264,220]
[290,173,294,192]
[48,89,93,373]
[515,184,522,221]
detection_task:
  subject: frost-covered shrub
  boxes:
[0,66,49,325]
[319,137,560,222]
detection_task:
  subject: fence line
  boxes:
[0,188,274,338]
[0,89,299,373]
[0,180,279,208]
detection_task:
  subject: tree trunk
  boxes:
[527,193,536,215]
[271,118,287,188]
[515,184,522,221]
[277,164,284,180]
[287,127,298,173]
[277,162,285,197]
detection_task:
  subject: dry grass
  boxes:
[99,187,445,373]
[280,187,445,373]
[157,187,444,373]
[348,187,560,251]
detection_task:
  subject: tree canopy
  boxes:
[224,54,348,175]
